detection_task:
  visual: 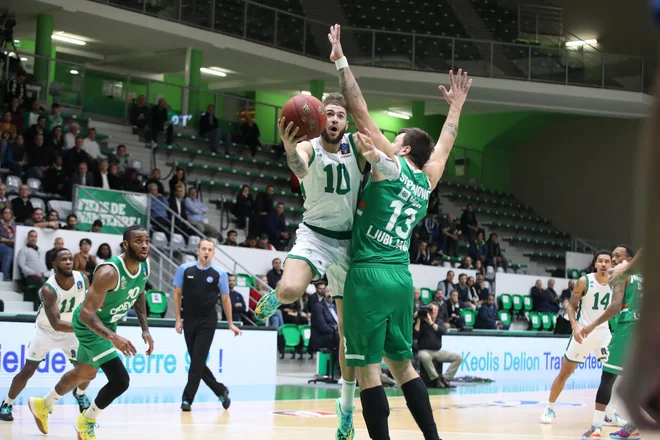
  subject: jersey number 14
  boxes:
[592,291,610,311]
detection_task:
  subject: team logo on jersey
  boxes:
[206,276,214,283]
[398,188,411,201]
[340,142,350,155]
[77,280,83,290]
[71,349,77,359]
[121,277,127,289]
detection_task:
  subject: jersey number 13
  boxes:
[386,200,417,240]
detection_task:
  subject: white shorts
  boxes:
[564,325,612,364]
[26,325,79,363]
[286,223,350,298]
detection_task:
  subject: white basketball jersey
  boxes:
[300,133,364,234]
[36,271,87,335]
[577,273,613,329]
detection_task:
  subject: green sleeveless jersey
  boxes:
[350,157,431,265]
[73,255,151,327]
[618,274,642,324]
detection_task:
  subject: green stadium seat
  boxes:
[498,293,512,310]
[299,324,311,352]
[512,294,523,312]
[569,269,579,279]
[541,313,553,330]
[497,310,511,327]
[552,315,558,328]
[529,312,542,330]
[235,273,253,289]
[460,309,475,327]
[146,290,168,318]
[278,324,302,356]
[523,296,533,312]
[420,288,433,304]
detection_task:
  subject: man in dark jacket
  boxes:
[267,203,289,251]
[445,290,466,330]
[6,71,27,106]
[310,288,339,351]
[306,280,326,312]
[224,274,249,324]
[151,98,173,145]
[460,204,479,242]
[199,105,231,154]
[475,294,503,329]
[531,279,559,313]
[252,185,275,237]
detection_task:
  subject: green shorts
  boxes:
[343,264,414,367]
[603,321,636,375]
[72,314,119,369]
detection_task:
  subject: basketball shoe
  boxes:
[255,290,281,320]
[335,398,354,440]
[609,426,641,439]
[540,406,556,424]
[74,413,97,440]
[73,389,91,413]
[583,425,603,439]
[28,397,52,434]
[0,400,13,421]
[603,413,628,427]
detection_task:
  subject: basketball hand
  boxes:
[328,24,344,62]
[142,331,155,356]
[111,334,137,356]
[229,323,242,337]
[608,260,630,285]
[357,129,380,162]
[580,323,595,340]
[439,69,473,108]
[278,117,307,151]
[572,324,584,344]
[175,319,183,334]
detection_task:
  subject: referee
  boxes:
[173,238,241,412]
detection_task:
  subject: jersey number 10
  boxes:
[324,164,351,195]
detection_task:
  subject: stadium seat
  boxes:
[569,269,580,279]
[279,324,302,358]
[512,294,523,312]
[236,274,253,288]
[499,293,512,310]
[300,324,311,352]
[486,266,495,275]
[130,160,143,171]
[460,309,475,327]
[523,296,533,312]
[420,288,433,304]
[26,178,42,193]
[496,267,504,273]
[187,235,201,250]
[171,234,185,250]
[497,310,511,327]
[552,315,558,328]
[152,232,168,249]
[146,290,168,318]
[6,175,21,194]
[442,262,452,268]
[182,254,196,264]
[529,312,542,330]
[541,313,553,331]
[48,200,73,219]
[30,198,46,211]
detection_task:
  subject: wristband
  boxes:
[335,56,348,70]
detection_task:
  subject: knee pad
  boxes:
[596,371,617,406]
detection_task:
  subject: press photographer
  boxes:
[414,302,463,389]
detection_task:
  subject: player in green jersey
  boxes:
[28,225,154,440]
[580,246,642,439]
[329,23,471,440]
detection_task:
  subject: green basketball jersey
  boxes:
[350,157,431,265]
[618,274,642,323]
[73,255,151,326]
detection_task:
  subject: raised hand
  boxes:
[357,128,380,163]
[278,117,307,151]
[328,24,344,62]
[439,69,473,108]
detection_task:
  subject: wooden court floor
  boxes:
[2,388,660,439]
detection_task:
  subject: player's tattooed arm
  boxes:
[566,276,587,343]
[133,291,149,333]
[286,148,309,179]
[279,117,311,179]
[582,279,626,337]
[41,285,74,333]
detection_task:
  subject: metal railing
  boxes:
[83,0,651,93]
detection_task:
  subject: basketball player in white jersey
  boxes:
[541,250,624,425]
[255,93,367,439]
[0,248,92,422]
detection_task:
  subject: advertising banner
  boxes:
[0,323,277,387]
[73,186,149,234]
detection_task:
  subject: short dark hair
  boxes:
[67,214,77,221]
[323,93,346,110]
[47,209,58,216]
[198,237,215,248]
[459,273,467,279]
[37,115,46,122]
[227,229,237,235]
[259,234,269,240]
[33,208,43,214]
[123,225,148,241]
[79,238,91,247]
[54,248,71,260]
[117,144,126,150]
[93,220,103,227]
[52,103,60,109]
[616,245,635,259]
[397,128,434,169]
[594,249,612,260]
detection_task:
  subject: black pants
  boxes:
[182,314,227,403]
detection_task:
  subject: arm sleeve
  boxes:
[218,271,230,295]
[173,265,185,288]
[367,149,401,181]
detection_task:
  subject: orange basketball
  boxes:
[280,94,327,141]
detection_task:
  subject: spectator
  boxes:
[0,110,17,161]
[42,155,66,198]
[6,71,27,106]
[240,117,260,157]
[460,204,479,242]
[475,294,503,330]
[475,274,491,301]
[422,210,440,245]
[90,220,103,233]
[184,187,222,239]
[149,183,170,236]
[16,230,51,310]
[96,243,112,264]
[130,95,150,133]
[439,213,460,257]
[46,209,59,224]
[486,233,508,271]
[531,279,559,313]
[63,214,78,231]
[64,136,91,175]
[11,185,33,223]
[464,276,480,308]
[168,183,193,238]
[94,158,111,190]
[26,133,56,179]
[82,128,102,160]
[545,279,558,302]
[6,133,26,177]
[24,208,59,229]
[70,161,95,198]
[9,98,24,132]
[445,290,466,330]
[413,288,423,318]
[122,168,144,193]
[281,296,309,325]
[473,259,485,277]
[432,296,450,328]
[48,103,63,130]
[307,279,327,311]
[310,287,339,351]
[427,242,443,266]
[239,235,256,248]
[411,240,432,265]
[0,207,16,280]
[150,98,173,145]
[469,230,488,264]
[73,238,98,282]
[267,202,289,250]
[45,237,64,270]
[64,122,80,149]
[224,230,238,246]
[232,185,253,229]
[107,163,122,190]
[0,184,8,212]
[169,167,187,195]
[561,279,575,303]
[266,258,283,288]
[252,185,275,237]
[108,144,129,175]
[145,168,165,196]
[437,271,455,299]
[46,125,64,152]
[414,302,462,388]
[459,256,473,270]
[433,289,445,304]
[455,273,468,301]
[256,234,274,251]
[26,115,47,143]
[224,274,249,324]
[200,105,231,154]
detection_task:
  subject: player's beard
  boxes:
[321,126,346,145]
[57,268,73,278]
[127,245,148,262]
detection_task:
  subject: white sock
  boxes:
[593,409,605,427]
[4,397,14,405]
[84,402,102,421]
[43,389,63,409]
[75,388,86,396]
[340,379,356,412]
[547,402,555,410]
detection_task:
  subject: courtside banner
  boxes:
[0,323,277,387]
[441,334,603,380]
[73,186,149,234]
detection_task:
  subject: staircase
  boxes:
[0,282,34,313]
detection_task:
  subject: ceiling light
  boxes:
[70,69,79,75]
[387,111,410,120]
[565,39,597,47]
[52,33,87,45]
[20,57,27,61]
[200,67,227,77]
[301,91,311,96]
